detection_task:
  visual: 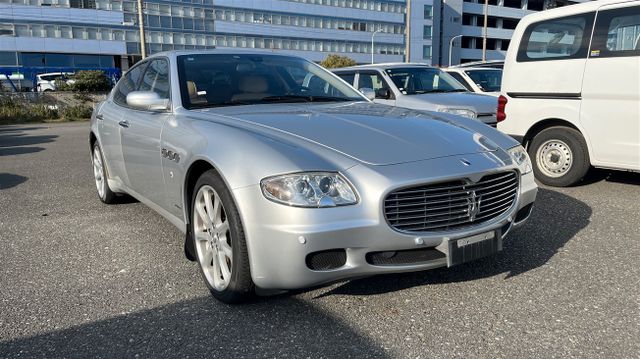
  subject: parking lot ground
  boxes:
[1,123,639,358]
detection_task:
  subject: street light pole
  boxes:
[405,0,411,62]
[371,29,384,64]
[448,34,463,67]
[482,0,488,62]
[137,0,147,59]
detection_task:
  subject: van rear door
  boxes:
[580,4,640,170]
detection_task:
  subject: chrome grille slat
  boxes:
[384,171,519,233]
[385,172,514,197]
[385,176,517,202]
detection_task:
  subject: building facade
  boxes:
[0,0,409,84]
[0,0,588,89]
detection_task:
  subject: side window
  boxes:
[113,63,146,107]
[336,73,355,85]
[590,6,640,58]
[358,72,389,91]
[139,59,170,99]
[517,13,594,62]
[447,72,474,91]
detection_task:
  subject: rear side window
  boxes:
[336,73,355,85]
[113,63,147,107]
[590,6,640,58]
[517,13,594,62]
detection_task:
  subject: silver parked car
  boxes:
[333,63,499,126]
[90,50,537,303]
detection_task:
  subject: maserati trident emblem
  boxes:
[467,190,482,221]
[460,158,471,166]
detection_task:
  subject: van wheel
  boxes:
[192,169,254,304]
[528,126,590,187]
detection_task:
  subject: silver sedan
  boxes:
[90,50,537,303]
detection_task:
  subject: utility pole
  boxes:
[482,0,488,62]
[371,29,384,64]
[405,0,411,62]
[137,0,147,59]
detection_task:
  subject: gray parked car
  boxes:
[333,63,499,126]
[90,50,537,303]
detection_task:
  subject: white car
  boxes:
[498,0,639,187]
[445,67,503,97]
[36,72,74,92]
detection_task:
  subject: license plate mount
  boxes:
[447,230,502,267]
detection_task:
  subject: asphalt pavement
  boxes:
[1,123,639,358]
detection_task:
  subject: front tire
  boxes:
[529,126,590,187]
[92,143,117,204]
[192,170,254,303]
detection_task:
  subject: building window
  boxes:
[423,25,432,39]
[0,24,13,37]
[424,5,433,19]
[423,45,432,59]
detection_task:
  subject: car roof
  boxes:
[332,63,435,72]
[146,49,302,61]
[446,67,502,72]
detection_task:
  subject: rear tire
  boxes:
[191,169,254,304]
[528,126,590,187]
[92,143,117,204]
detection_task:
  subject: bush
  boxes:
[0,97,59,124]
[320,54,357,69]
[61,104,93,121]
[69,70,111,92]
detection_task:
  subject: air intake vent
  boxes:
[384,171,518,233]
[305,249,347,271]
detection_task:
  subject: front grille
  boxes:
[384,171,518,233]
[366,248,445,266]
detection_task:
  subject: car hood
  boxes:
[198,102,502,166]
[397,92,498,114]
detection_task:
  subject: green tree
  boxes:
[320,54,357,69]
[69,70,111,92]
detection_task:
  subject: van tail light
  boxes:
[497,95,508,122]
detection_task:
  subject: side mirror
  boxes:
[359,87,376,101]
[126,91,169,111]
[375,88,391,99]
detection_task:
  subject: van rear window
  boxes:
[517,13,594,62]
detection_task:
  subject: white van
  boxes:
[498,0,639,186]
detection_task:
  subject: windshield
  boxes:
[465,69,502,92]
[385,67,467,95]
[177,54,365,109]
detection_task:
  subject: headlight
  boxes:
[438,108,477,119]
[261,172,358,208]
[508,145,532,174]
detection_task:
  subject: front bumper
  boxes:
[233,153,537,290]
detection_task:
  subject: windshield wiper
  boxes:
[259,95,353,103]
[412,89,466,94]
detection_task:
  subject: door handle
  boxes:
[96,114,104,120]
[118,120,130,128]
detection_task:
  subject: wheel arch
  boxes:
[522,118,588,153]
[182,158,251,263]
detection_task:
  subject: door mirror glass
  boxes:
[126,91,169,111]
[375,88,391,99]
[359,87,376,101]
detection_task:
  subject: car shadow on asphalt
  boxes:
[0,296,390,358]
[314,188,592,297]
[579,168,640,186]
[0,125,56,157]
[0,173,28,190]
